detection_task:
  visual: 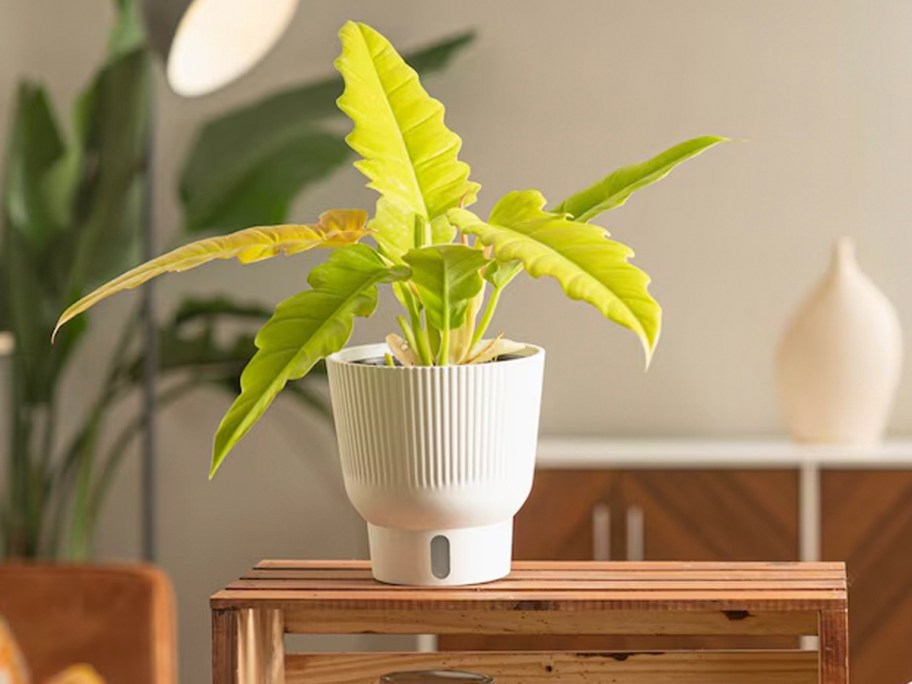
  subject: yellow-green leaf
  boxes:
[555,136,728,222]
[334,21,479,259]
[210,244,409,476]
[402,244,489,331]
[53,209,368,339]
[450,191,660,364]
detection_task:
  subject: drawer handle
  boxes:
[626,505,645,562]
[592,503,611,561]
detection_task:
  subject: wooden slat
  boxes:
[211,609,238,684]
[285,650,818,684]
[212,588,845,608]
[256,559,844,572]
[228,578,847,592]
[280,608,820,636]
[819,610,849,684]
[245,568,847,581]
[237,610,284,684]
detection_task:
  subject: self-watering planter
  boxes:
[53,18,726,590]
[327,343,545,586]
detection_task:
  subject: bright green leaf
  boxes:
[335,21,479,260]
[403,244,489,330]
[483,259,522,290]
[210,244,409,475]
[555,136,728,222]
[430,214,457,244]
[180,31,475,235]
[451,191,660,363]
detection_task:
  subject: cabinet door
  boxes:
[439,469,799,651]
[822,470,912,684]
[622,470,799,562]
[513,469,622,561]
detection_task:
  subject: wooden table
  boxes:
[211,560,848,683]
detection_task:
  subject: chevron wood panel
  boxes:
[823,470,912,684]
[622,470,799,561]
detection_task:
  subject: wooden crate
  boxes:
[210,560,848,683]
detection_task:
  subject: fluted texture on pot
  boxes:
[326,343,545,531]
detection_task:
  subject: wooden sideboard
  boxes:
[439,439,912,684]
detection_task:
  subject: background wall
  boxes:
[2,0,912,680]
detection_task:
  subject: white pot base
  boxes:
[368,521,513,586]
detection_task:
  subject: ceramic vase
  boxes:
[776,238,902,445]
[326,342,545,586]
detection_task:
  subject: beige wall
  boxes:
[3,0,912,680]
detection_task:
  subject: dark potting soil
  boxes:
[354,354,525,367]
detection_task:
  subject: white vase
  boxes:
[776,238,902,445]
[326,342,545,586]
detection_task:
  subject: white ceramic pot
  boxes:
[777,238,903,445]
[326,342,545,586]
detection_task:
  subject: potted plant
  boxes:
[54,21,726,584]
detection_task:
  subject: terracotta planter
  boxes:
[326,343,545,586]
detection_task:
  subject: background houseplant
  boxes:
[55,20,725,582]
[0,1,473,560]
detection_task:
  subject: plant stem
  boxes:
[472,286,503,346]
[401,286,433,365]
[84,375,201,536]
[438,323,450,365]
[44,312,139,557]
[397,315,419,354]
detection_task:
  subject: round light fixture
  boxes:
[145,0,300,97]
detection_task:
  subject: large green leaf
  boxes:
[451,191,660,363]
[107,0,146,58]
[172,296,274,327]
[53,209,369,339]
[555,136,728,222]
[335,21,479,259]
[180,31,475,235]
[403,245,489,331]
[210,244,409,475]
[2,83,68,249]
[65,46,151,291]
[0,83,82,403]
[182,132,350,233]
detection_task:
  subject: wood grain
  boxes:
[237,609,285,684]
[822,469,912,684]
[819,610,849,684]
[211,609,238,684]
[281,607,820,637]
[285,650,819,684]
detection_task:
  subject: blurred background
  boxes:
[2,0,911,681]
